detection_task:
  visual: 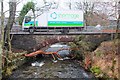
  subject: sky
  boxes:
[0,0,118,17]
[1,0,83,17]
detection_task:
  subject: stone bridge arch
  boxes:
[31,35,76,51]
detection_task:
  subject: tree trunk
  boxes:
[115,1,120,39]
[117,1,120,79]
[3,1,16,77]
[4,1,16,51]
[0,1,4,79]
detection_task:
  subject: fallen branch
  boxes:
[24,47,79,61]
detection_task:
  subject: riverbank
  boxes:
[67,35,119,79]
[7,58,95,79]
[3,43,95,79]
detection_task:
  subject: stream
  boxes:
[7,43,95,79]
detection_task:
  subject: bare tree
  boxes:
[0,1,4,79]
[2,1,17,77]
[72,1,95,27]
[115,1,120,39]
[4,1,16,51]
[83,2,95,26]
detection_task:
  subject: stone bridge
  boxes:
[32,35,75,51]
[12,35,76,52]
[12,34,112,52]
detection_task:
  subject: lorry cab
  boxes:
[22,9,37,33]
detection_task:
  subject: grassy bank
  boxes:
[68,35,119,79]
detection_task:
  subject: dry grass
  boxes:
[91,40,119,78]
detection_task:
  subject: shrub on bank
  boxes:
[2,51,27,77]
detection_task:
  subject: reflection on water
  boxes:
[46,43,70,57]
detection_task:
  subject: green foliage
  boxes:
[90,66,113,79]
[19,2,35,25]
[68,42,84,60]
[2,51,27,77]
[68,42,78,48]
[90,66,102,75]
[74,35,85,42]
[72,35,98,52]
[76,41,96,52]
[5,67,12,76]
[71,49,84,60]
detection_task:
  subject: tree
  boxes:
[68,1,96,26]
[2,1,17,77]
[76,2,119,27]
[83,2,96,26]
[115,1,120,39]
[0,1,4,79]
[19,2,35,25]
[4,1,16,50]
[71,1,95,27]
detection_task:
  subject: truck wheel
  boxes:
[29,28,34,34]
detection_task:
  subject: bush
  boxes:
[71,49,84,60]
[68,42,84,60]
[90,66,102,75]
[76,41,97,52]
[74,35,85,42]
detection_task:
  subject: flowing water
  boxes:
[7,43,95,79]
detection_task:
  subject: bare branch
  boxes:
[3,10,9,14]
[16,0,24,5]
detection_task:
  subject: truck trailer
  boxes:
[22,10,84,34]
